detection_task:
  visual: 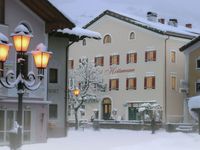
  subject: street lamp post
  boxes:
[73,87,80,130]
[0,24,52,149]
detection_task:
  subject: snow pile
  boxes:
[1,129,200,150]
[188,95,200,121]
[58,27,101,39]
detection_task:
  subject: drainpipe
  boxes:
[164,36,170,124]
[65,41,75,136]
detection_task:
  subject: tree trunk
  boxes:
[74,109,78,130]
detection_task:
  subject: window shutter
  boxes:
[94,57,97,66]
[144,77,147,89]
[135,53,137,63]
[126,78,128,90]
[109,79,111,91]
[152,76,155,89]
[117,55,119,65]
[127,54,129,64]
[102,57,104,66]
[135,78,137,90]
[153,51,156,61]
[110,56,112,65]
[145,52,147,62]
[72,60,74,69]
[116,79,119,90]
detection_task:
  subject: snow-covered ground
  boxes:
[1,128,200,150]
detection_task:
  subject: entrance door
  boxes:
[128,107,138,120]
[102,98,111,120]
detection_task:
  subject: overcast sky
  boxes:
[50,0,200,29]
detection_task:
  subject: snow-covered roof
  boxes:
[188,96,200,121]
[58,27,101,39]
[180,36,200,52]
[85,10,200,39]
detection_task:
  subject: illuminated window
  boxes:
[126,78,137,90]
[68,60,74,69]
[127,53,137,64]
[103,35,111,44]
[171,76,177,90]
[171,51,176,63]
[95,56,104,66]
[145,51,156,62]
[144,76,155,89]
[130,32,135,39]
[110,55,119,65]
[109,79,119,90]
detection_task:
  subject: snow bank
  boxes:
[188,95,200,121]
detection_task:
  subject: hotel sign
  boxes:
[105,66,135,74]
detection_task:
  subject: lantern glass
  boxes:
[0,44,9,62]
[73,88,80,96]
[32,51,51,69]
[12,35,31,52]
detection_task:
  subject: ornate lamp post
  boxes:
[0,24,52,149]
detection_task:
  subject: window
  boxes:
[103,35,111,44]
[126,78,137,90]
[171,51,176,63]
[110,55,119,65]
[109,79,119,90]
[49,68,58,83]
[196,82,200,93]
[0,62,4,77]
[127,53,137,64]
[171,76,177,90]
[144,76,155,89]
[130,32,135,39]
[196,58,200,69]
[95,56,104,66]
[68,105,71,116]
[23,111,31,142]
[49,104,58,119]
[82,39,86,46]
[68,60,74,69]
[17,54,28,79]
[145,51,156,62]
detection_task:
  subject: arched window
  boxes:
[130,32,135,39]
[103,34,111,44]
[82,39,86,46]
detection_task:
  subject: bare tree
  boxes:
[68,57,106,130]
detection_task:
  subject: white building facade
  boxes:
[68,10,199,124]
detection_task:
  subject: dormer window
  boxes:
[130,32,135,39]
[103,34,111,44]
[82,39,86,46]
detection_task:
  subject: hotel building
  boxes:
[68,10,199,124]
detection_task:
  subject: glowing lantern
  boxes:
[73,88,80,96]
[10,24,32,52]
[32,43,52,72]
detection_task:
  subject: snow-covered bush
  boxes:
[188,96,200,121]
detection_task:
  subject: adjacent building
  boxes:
[68,10,200,124]
[0,0,74,145]
[180,36,200,122]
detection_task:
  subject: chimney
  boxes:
[147,12,157,22]
[185,23,192,28]
[158,18,165,24]
[168,19,178,27]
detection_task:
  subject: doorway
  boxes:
[102,98,111,120]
